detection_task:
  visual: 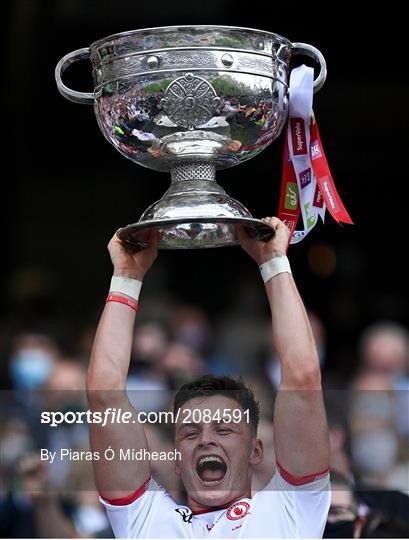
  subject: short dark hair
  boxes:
[173,374,260,434]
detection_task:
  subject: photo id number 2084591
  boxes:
[179,408,250,424]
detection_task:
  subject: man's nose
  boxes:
[198,426,217,446]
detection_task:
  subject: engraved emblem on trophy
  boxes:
[55,26,326,249]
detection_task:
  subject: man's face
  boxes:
[174,395,263,510]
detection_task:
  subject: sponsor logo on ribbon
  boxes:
[313,184,324,208]
[304,201,316,228]
[284,182,299,210]
[299,168,312,189]
[310,139,322,160]
[320,176,340,213]
[290,117,307,155]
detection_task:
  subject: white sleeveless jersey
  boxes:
[100,470,330,538]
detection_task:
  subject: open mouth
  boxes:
[196,454,228,485]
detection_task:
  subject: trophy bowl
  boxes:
[56,25,326,249]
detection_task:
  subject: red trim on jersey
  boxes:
[276,461,329,486]
[102,476,151,505]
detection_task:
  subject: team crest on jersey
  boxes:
[175,507,193,524]
[226,501,250,521]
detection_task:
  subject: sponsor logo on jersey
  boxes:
[175,507,193,524]
[226,501,250,521]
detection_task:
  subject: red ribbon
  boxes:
[278,128,300,240]
[278,115,353,243]
[310,117,353,225]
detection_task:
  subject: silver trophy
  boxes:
[56,25,326,249]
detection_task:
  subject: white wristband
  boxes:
[259,256,291,284]
[109,276,142,301]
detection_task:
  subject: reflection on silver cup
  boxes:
[56,25,326,249]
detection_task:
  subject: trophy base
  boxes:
[117,162,274,249]
[117,216,273,250]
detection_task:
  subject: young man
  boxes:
[87,217,331,538]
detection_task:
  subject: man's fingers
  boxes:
[261,216,289,234]
[108,229,128,251]
[261,216,279,227]
[108,228,161,255]
[149,228,161,245]
[139,228,160,250]
[116,228,144,254]
[236,225,252,246]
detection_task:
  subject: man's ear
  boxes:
[175,461,181,476]
[249,438,264,465]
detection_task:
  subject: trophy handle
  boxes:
[291,43,327,93]
[55,48,95,104]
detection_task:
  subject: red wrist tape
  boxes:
[106,294,138,312]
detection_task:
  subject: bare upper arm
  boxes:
[273,385,330,477]
[88,389,151,500]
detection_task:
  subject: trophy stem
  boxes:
[170,162,216,183]
[165,162,225,197]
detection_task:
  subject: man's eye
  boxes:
[185,431,198,439]
[217,427,231,434]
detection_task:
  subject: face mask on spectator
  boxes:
[1,431,33,469]
[351,429,398,475]
[10,349,53,389]
[323,520,356,538]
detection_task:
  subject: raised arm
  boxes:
[239,217,329,478]
[87,232,158,500]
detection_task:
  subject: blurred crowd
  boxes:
[0,292,408,538]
